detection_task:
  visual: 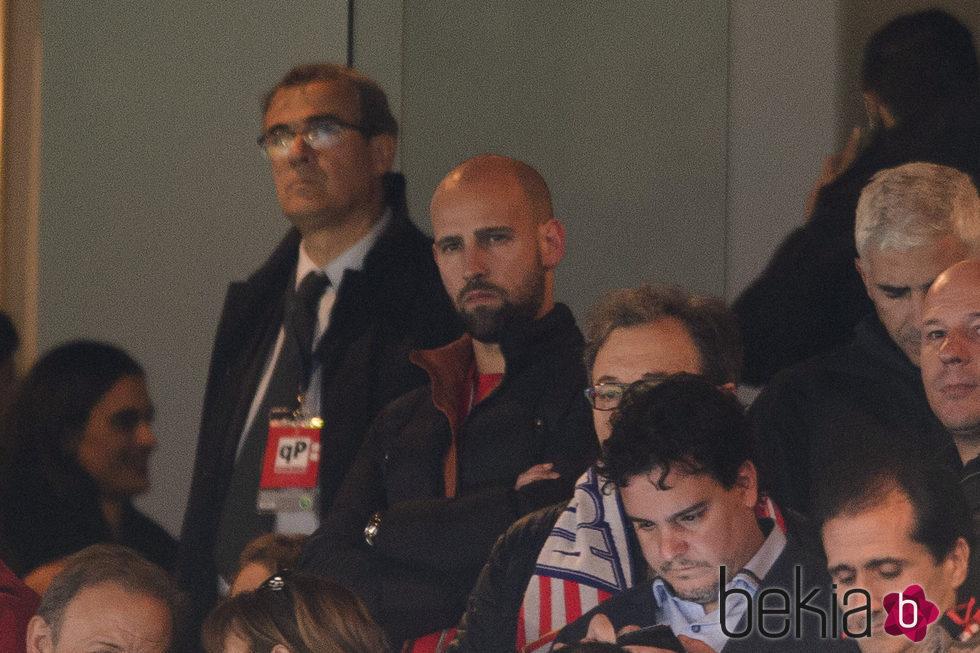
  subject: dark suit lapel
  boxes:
[212,277,291,464]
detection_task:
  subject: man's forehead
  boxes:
[263,79,358,127]
[595,320,702,374]
[822,491,916,559]
[925,263,980,319]
[864,236,970,284]
[622,468,721,511]
[431,191,534,237]
[59,582,172,651]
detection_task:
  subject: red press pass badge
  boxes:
[256,415,322,514]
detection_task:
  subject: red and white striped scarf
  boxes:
[517,467,633,651]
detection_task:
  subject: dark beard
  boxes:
[461,301,537,343]
[457,273,545,343]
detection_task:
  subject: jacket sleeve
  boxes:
[300,394,473,644]
[733,190,871,386]
[447,503,567,653]
[552,581,658,647]
[372,382,594,573]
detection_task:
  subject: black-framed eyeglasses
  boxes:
[257,114,365,158]
[584,375,669,411]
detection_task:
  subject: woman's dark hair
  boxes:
[862,9,980,124]
[202,573,390,653]
[0,340,143,496]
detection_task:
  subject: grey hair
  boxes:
[583,284,742,386]
[855,162,980,258]
[36,544,181,646]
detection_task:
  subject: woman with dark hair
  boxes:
[0,340,176,589]
[202,572,390,653]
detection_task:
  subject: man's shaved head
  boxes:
[434,154,554,225]
[921,259,980,446]
[429,154,564,344]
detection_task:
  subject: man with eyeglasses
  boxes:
[177,64,460,626]
[301,155,597,649]
[447,285,745,653]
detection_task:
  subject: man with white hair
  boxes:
[752,162,980,517]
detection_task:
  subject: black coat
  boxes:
[750,315,960,517]
[300,304,598,647]
[734,105,980,385]
[176,173,461,625]
[0,463,176,576]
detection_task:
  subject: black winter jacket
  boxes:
[750,315,959,516]
[735,104,980,385]
[301,304,597,647]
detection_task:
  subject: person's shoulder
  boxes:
[241,229,301,287]
[123,505,179,569]
[753,336,876,404]
[498,501,568,549]
[368,383,438,435]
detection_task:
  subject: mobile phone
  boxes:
[615,624,684,651]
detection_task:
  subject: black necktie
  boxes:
[214,271,329,580]
[290,271,331,393]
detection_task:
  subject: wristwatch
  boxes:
[364,512,382,546]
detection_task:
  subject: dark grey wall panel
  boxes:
[400,1,729,323]
[39,1,349,534]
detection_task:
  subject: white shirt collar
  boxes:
[295,209,391,289]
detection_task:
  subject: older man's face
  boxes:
[262,80,390,235]
[27,581,171,653]
[922,260,980,442]
[857,235,969,366]
[589,319,703,442]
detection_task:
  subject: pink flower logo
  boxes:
[883,585,939,642]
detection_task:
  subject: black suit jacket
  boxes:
[176,173,462,628]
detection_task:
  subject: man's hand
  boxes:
[574,615,717,653]
[805,125,864,222]
[514,462,559,489]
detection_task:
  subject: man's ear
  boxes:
[734,460,759,509]
[26,615,55,653]
[369,133,397,176]
[538,218,566,269]
[944,536,970,593]
[271,646,293,653]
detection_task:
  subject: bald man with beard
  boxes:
[301,155,596,648]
